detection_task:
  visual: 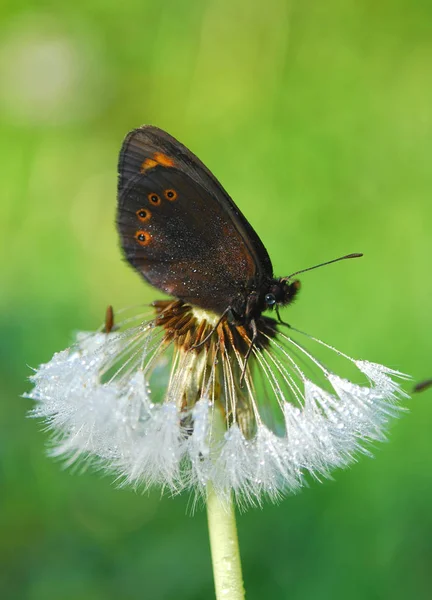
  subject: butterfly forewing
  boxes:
[117,126,273,315]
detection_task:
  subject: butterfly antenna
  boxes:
[282,253,363,280]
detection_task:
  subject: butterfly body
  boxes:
[117,126,300,333]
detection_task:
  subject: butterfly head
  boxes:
[264,278,301,311]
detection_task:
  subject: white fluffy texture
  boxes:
[28,330,409,507]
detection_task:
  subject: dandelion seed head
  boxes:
[27,301,409,508]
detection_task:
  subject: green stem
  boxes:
[206,484,245,599]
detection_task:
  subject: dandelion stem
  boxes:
[206,484,245,599]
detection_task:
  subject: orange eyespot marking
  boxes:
[153,152,174,167]
[135,230,152,246]
[136,208,151,222]
[164,189,177,201]
[140,158,158,173]
[148,193,161,205]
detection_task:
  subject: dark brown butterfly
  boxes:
[117,126,360,351]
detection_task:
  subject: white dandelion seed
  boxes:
[26,300,409,508]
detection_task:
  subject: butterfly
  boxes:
[116,126,360,360]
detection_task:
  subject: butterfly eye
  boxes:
[164,189,177,201]
[136,208,151,222]
[135,230,152,246]
[148,193,161,205]
[265,293,276,306]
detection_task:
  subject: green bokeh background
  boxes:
[1,1,431,599]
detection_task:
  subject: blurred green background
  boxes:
[1,1,431,598]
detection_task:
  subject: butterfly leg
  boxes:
[191,306,231,349]
[275,305,291,328]
[240,318,258,387]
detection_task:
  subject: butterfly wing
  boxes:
[117,126,273,315]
